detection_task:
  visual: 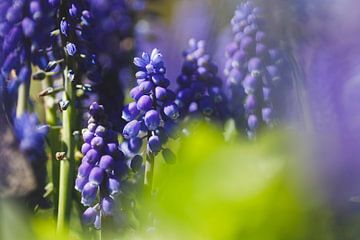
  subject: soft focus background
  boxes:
[2,0,360,239]
[138,0,360,207]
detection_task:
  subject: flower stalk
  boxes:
[42,76,61,216]
[144,152,155,197]
[57,63,76,233]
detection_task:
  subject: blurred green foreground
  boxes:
[0,124,336,240]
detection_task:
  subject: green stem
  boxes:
[16,79,30,117]
[144,153,155,197]
[57,65,75,234]
[42,76,60,217]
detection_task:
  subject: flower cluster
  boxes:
[176,39,228,121]
[75,102,126,229]
[0,0,54,93]
[87,0,137,131]
[51,0,100,83]
[14,113,49,208]
[122,49,179,162]
[224,1,283,137]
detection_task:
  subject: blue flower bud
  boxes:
[130,86,143,100]
[48,0,59,7]
[139,81,154,94]
[255,31,266,42]
[134,57,147,68]
[199,96,214,116]
[69,4,78,17]
[107,175,120,196]
[81,182,98,206]
[78,161,94,178]
[6,4,23,23]
[89,102,104,116]
[66,42,77,56]
[89,167,105,185]
[244,94,257,111]
[148,135,161,153]
[266,65,280,83]
[122,102,140,121]
[17,65,31,83]
[95,125,107,137]
[94,212,101,229]
[136,95,152,112]
[163,104,179,120]
[240,36,254,52]
[243,74,258,94]
[21,17,35,37]
[247,114,258,130]
[83,130,95,143]
[99,155,114,171]
[104,143,121,159]
[82,207,97,225]
[248,57,262,77]
[123,120,141,139]
[101,196,114,216]
[144,110,160,131]
[60,20,69,37]
[75,177,88,192]
[86,149,101,164]
[262,107,273,124]
[129,137,143,153]
[91,136,105,151]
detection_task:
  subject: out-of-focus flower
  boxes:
[0,0,55,109]
[175,38,228,122]
[14,113,50,209]
[224,1,284,138]
[88,0,141,130]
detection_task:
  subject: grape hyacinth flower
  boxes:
[75,102,126,229]
[0,0,55,115]
[224,1,284,138]
[51,0,101,84]
[122,49,179,191]
[14,113,50,209]
[176,39,228,122]
[87,0,139,131]
[51,1,104,230]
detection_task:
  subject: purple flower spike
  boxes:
[76,102,127,227]
[175,39,229,121]
[122,49,179,160]
[224,1,285,137]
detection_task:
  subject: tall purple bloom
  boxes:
[52,0,100,83]
[122,49,179,167]
[224,1,284,138]
[87,0,138,130]
[75,102,126,229]
[0,0,55,108]
[175,39,228,122]
[13,113,50,209]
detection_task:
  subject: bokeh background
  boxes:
[2,0,360,239]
